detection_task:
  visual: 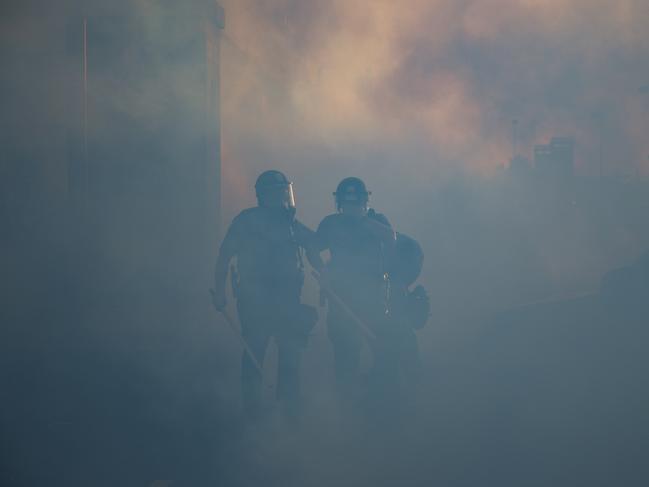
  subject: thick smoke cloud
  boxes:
[216,0,649,311]
[2,1,649,486]
[219,0,649,200]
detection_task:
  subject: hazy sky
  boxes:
[5,0,646,217]
[217,0,649,211]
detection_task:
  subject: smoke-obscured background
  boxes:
[2,1,649,486]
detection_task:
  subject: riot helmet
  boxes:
[255,170,296,209]
[333,177,371,213]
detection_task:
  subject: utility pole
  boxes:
[598,117,604,182]
[65,13,91,217]
[205,3,225,243]
[640,85,649,179]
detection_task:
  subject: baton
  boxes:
[220,308,264,375]
[311,271,377,342]
[211,291,264,375]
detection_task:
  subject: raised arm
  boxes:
[293,219,326,272]
[364,210,396,247]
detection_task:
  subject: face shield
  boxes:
[260,182,296,209]
[286,183,296,208]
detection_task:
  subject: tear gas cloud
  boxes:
[2,1,649,486]
[217,0,649,305]
[218,0,649,208]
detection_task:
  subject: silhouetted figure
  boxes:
[212,170,317,422]
[307,177,397,418]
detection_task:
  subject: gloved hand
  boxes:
[210,288,227,311]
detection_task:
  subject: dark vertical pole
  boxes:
[512,119,518,161]
[82,17,89,210]
[591,111,604,181]
[205,5,225,243]
[66,15,89,215]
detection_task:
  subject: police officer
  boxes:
[212,170,317,421]
[307,177,396,407]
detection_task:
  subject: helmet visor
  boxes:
[261,183,295,208]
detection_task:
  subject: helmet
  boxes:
[255,170,295,208]
[333,177,371,211]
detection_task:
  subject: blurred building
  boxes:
[530,136,576,211]
[67,1,224,229]
[2,1,226,281]
[509,155,532,174]
[534,137,575,181]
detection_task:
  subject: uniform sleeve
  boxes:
[214,213,245,292]
[305,216,333,271]
[292,219,316,249]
